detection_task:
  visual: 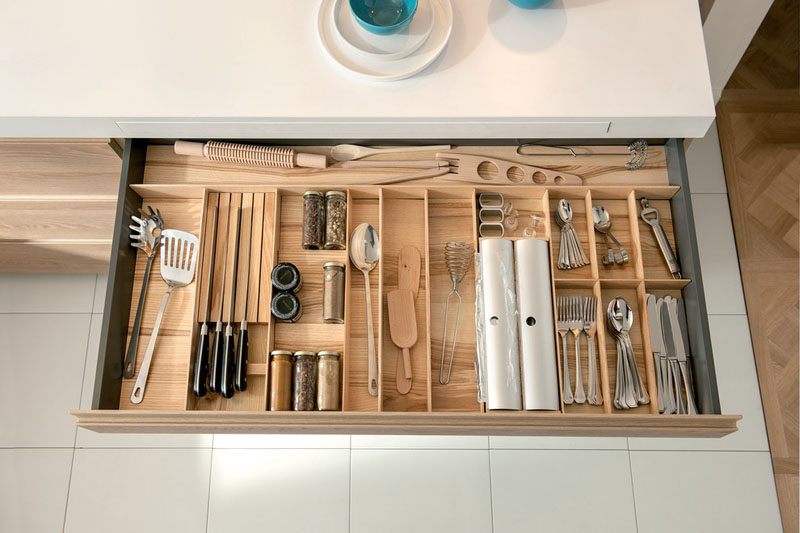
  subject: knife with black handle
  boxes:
[193,204,218,397]
[235,206,254,392]
[220,207,241,399]
[208,201,231,394]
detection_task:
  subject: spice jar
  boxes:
[322,262,345,324]
[271,291,302,323]
[271,262,302,292]
[316,351,341,411]
[292,351,316,411]
[324,191,347,250]
[269,350,293,411]
[302,191,325,249]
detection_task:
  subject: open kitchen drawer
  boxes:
[73,139,740,437]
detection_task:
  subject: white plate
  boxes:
[318,0,453,82]
[333,0,435,61]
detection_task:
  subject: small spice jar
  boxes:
[302,191,325,250]
[292,351,316,411]
[271,262,302,293]
[316,351,341,411]
[271,291,302,323]
[269,350,293,411]
[324,191,347,250]
[322,261,345,324]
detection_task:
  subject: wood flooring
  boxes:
[716,1,799,530]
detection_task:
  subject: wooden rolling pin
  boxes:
[175,140,328,169]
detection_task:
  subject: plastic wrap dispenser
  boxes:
[480,238,521,410]
[514,239,559,410]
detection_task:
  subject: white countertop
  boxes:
[0,0,715,139]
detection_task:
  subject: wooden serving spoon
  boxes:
[388,246,420,394]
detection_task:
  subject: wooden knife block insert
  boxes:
[119,180,692,417]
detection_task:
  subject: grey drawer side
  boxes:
[665,138,721,414]
[92,139,146,409]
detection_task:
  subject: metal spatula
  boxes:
[131,229,199,404]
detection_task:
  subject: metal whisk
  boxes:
[439,242,474,385]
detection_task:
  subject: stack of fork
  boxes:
[556,296,602,405]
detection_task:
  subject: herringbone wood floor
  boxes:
[716,1,799,530]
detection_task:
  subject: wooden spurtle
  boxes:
[388,246,420,394]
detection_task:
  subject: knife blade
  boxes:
[646,294,666,413]
[660,298,682,414]
[669,298,698,414]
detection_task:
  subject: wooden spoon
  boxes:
[390,246,420,394]
[330,144,451,162]
[388,289,417,395]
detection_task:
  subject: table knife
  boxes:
[660,298,684,414]
[646,294,667,413]
[668,298,698,415]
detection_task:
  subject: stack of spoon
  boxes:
[606,297,649,409]
[554,199,588,270]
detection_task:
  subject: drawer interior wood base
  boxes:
[81,141,738,437]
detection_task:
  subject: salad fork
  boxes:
[568,296,586,403]
[556,296,573,404]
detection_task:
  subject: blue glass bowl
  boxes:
[508,0,553,8]
[349,0,418,35]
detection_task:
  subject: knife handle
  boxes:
[670,360,685,414]
[660,357,675,414]
[679,361,698,415]
[220,325,236,399]
[192,323,210,397]
[235,323,248,392]
[653,353,664,413]
[208,322,224,393]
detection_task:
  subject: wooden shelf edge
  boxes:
[71,410,740,438]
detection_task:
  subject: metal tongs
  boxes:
[640,198,681,278]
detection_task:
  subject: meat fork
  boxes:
[123,206,164,379]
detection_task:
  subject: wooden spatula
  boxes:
[389,246,420,394]
[387,289,417,395]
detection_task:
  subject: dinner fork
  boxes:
[583,297,602,405]
[556,296,573,404]
[568,296,586,403]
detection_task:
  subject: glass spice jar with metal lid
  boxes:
[324,191,347,250]
[322,261,345,324]
[269,350,293,411]
[292,351,316,411]
[316,351,341,411]
[302,191,325,250]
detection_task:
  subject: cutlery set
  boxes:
[557,296,602,405]
[554,199,588,270]
[647,293,697,414]
[607,297,649,409]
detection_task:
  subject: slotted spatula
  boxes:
[131,229,199,404]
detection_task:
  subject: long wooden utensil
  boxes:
[388,246,421,394]
[435,153,583,185]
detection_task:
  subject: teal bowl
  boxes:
[508,0,553,8]
[349,0,418,35]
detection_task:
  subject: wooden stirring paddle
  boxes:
[388,246,421,395]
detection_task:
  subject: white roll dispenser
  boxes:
[514,239,560,410]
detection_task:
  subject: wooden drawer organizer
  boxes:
[74,141,741,436]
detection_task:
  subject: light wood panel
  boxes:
[0,138,121,272]
[428,195,481,412]
[717,4,799,523]
[72,410,741,438]
[380,195,429,412]
[145,144,670,188]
